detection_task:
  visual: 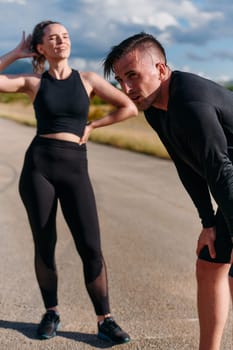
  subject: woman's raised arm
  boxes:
[0,31,38,95]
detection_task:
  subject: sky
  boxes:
[0,0,233,83]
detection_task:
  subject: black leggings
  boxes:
[19,136,110,315]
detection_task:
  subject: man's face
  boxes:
[114,48,162,110]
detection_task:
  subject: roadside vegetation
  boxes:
[0,92,169,159]
[3,83,233,158]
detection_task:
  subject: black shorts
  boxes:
[198,208,233,276]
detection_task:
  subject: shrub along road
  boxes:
[0,118,232,350]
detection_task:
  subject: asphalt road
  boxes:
[0,118,232,350]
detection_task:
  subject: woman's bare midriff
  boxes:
[40,133,81,144]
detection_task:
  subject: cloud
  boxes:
[186,52,209,62]
[64,0,226,62]
[0,0,26,4]
[0,0,233,81]
[186,48,233,63]
[212,50,233,61]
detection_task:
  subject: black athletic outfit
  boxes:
[19,70,110,314]
[144,71,233,271]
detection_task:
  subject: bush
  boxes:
[88,105,114,121]
[0,92,30,104]
[91,95,108,105]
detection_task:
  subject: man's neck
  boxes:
[152,70,172,111]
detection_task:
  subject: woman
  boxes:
[0,20,137,343]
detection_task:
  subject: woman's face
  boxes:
[37,23,71,60]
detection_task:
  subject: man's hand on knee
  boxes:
[196,227,216,259]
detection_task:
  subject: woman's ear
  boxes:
[36,44,44,55]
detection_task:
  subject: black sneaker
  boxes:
[37,310,60,339]
[97,317,131,344]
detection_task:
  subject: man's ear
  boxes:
[156,62,167,80]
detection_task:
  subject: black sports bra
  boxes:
[33,69,89,137]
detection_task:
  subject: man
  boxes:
[103,32,233,350]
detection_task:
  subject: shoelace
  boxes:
[103,318,121,331]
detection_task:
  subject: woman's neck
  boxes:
[48,62,72,80]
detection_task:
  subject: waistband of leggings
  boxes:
[31,135,87,151]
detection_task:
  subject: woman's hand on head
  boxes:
[14,31,38,59]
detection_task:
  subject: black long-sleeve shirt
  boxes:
[144,70,233,237]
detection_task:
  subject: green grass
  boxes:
[0,92,30,104]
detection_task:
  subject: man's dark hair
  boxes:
[103,32,167,78]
